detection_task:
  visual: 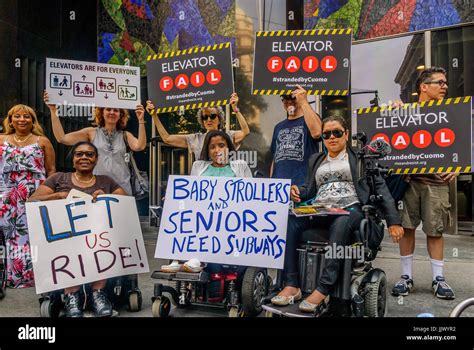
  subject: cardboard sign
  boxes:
[26,195,149,294]
[155,176,291,269]
[46,58,141,109]
[356,96,473,174]
[252,29,351,96]
[146,43,234,113]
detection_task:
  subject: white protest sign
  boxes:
[46,58,141,109]
[155,176,291,269]
[26,195,149,294]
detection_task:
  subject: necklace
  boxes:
[13,133,32,143]
[327,150,347,162]
[74,172,95,184]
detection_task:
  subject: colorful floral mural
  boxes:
[304,0,473,40]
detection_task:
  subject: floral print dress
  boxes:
[0,139,46,288]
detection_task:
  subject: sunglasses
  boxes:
[322,129,345,140]
[281,96,296,102]
[423,79,448,87]
[73,151,96,158]
[202,114,218,121]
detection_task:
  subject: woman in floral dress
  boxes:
[0,104,55,288]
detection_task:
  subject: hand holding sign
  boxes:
[293,85,309,106]
[135,104,145,122]
[43,90,57,113]
[230,93,239,112]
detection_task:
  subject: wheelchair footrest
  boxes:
[151,271,177,280]
[262,302,316,318]
[175,271,210,282]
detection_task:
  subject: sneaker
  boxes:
[183,258,204,273]
[391,275,414,296]
[64,292,83,317]
[432,276,455,300]
[160,260,183,273]
[90,289,113,317]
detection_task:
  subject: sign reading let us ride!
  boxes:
[146,43,234,113]
[357,96,473,174]
[252,29,352,96]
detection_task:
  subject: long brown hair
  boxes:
[94,107,129,130]
[2,104,44,135]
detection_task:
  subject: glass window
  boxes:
[235,0,287,176]
[351,33,425,133]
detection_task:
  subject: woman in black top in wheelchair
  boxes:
[271,116,404,313]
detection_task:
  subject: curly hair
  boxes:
[196,106,225,129]
[94,107,129,130]
[2,104,44,135]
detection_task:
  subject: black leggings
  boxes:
[283,204,364,296]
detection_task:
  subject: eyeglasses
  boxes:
[202,114,218,121]
[423,80,448,87]
[73,151,96,158]
[322,129,345,140]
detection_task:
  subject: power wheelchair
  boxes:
[262,135,392,318]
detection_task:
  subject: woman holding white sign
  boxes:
[270,116,404,314]
[146,93,250,160]
[0,104,56,289]
[44,91,146,195]
[29,141,126,317]
[160,130,253,304]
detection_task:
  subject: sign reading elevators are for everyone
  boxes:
[252,29,352,96]
[356,97,473,174]
[46,58,141,109]
[146,43,234,113]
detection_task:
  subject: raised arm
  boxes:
[294,85,321,139]
[146,100,188,148]
[44,90,92,145]
[229,93,250,145]
[125,104,147,152]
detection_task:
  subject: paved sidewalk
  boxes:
[1,223,473,317]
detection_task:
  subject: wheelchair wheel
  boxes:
[241,267,267,317]
[152,296,171,317]
[128,290,142,312]
[39,298,61,318]
[365,273,387,317]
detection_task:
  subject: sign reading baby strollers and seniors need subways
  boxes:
[146,43,234,113]
[155,176,291,269]
[357,96,473,174]
[252,29,352,96]
[26,195,149,294]
[46,58,141,109]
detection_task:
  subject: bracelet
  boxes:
[233,107,240,113]
[139,121,146,124]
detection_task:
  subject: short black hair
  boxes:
[280,94,295,101]
[322,115,348,131]
[71,141,98,157]
[199,130,235,161]
[416,66,447,94]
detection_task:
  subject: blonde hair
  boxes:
[2,104,44,135]
[94,107,129,130]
